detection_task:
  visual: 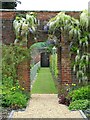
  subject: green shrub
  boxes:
[69,100,90,110]
[2,76,29,109]
[2,91,28,109]
[68,85,90,101]
[68,85,90,110]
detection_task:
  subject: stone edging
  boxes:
[0,9,81,12]
[8,110,88,119]
[8,110,15,120]
[79,110,88,120]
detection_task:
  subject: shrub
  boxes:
[68,85,90,101]
[2,91,28,109]
[69,99,90,110]
[68,85,90,110]
[2,76,29,109]
[58,94,70,106]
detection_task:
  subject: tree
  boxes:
[1,0,21,9]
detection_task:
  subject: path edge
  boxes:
[79,110,88,120]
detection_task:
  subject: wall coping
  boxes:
[0,9,81,12]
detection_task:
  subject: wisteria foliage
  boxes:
[13,12,37,43]
[48,10,90,83]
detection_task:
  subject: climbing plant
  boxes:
[47,10,90,83]
[2,45,30,108]
[2,44,30,83]
[1,12,37,108]
[13,12,37,45]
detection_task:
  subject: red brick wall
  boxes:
[17,60,30,92]
[61,35,72,84]
[37,11,58,20]
[1,11,16,19]
[37,11,80,20]
[0,11,81,44]
[1,10,81,91]
[1,11,16,44]
[57,34,72,85]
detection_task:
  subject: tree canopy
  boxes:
[1,0,21,9]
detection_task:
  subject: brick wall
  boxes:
[57,34,72,85]
[1,11,16,44]
[61,35,72,84]
[1,10,81,91]
[0,11,81,44]
[37,11,81,20]
[17,59,30,92]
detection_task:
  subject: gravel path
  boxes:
[13,94,83,118]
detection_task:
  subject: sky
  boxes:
[16,0,89,11]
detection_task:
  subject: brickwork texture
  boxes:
[1,10,80,91]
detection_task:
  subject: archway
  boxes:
[1,10,81,93]
[1,10,89,115]
[13,12,73,93]
[29,41,58,94]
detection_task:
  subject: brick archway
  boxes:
[17,33,73,92]
[1,10,80,92]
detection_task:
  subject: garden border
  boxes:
[8,110,15,120]
[79,110,88,120]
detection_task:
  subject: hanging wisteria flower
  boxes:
[13,12,37,44]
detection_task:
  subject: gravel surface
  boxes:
[0,107,12,120]
[13,94,83,118]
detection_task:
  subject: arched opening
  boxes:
[2,11,89,114]
[29,41,58,94]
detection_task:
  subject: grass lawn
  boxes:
[31,68,58,94]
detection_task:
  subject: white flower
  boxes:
[22,23,28,31]
[49,21,56,29]
[79,40,82,46]
[85,41,88,47]
[86,55,89,63]
[81,55,85,61]
[82,76,88,81]
[75,55,80,62]
[77,50,79,54]
[14,39,19,45]
[73,65,76,72]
